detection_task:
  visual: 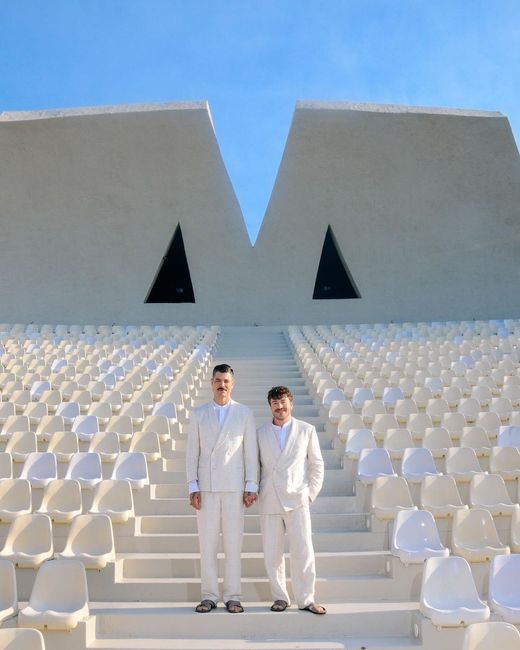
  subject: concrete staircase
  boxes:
[7,326,475,650]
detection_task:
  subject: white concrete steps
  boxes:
[87,602,418,648]
[135,494,357,516]
[136,511,368,535]
[110,530,379,554]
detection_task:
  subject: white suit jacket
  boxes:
[257,417,324,515]
[186,399,258,492]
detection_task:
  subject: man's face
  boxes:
[269,395,293,425]
[211,371,235,404]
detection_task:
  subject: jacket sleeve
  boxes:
[185,409,200,486]
[307,425,324,502]
[243,408,259,486]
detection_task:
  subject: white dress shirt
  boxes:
[272,418,292,450]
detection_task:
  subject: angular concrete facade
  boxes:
[0,101,519,325]
[0,103,252,324]
[253,102,520,324]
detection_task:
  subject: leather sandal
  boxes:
[225,600,244,613]
[270,600,288,612]
[300,603,327,615]
[195,599,216,613]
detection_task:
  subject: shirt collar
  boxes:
[272,417,292,431]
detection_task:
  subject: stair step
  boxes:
[90,602,417,641]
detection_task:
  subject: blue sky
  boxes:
[1,1,518,242]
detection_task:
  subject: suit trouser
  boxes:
[197,491,243,603]
[260,504,316,609]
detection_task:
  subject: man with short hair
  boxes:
[186,363,258,613]
[257,385,326,614]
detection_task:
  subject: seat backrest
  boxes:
[0,478,32,512]
[0,558,17,612]
[0,628,45,650]
[91,479,134,511]
[383,428,414,452]
[40,479,82,511]
[421,556,481,608]
[470,473,512,505]
[345,429,376,455]
[358,448,394,476]
[422,427,453,455]
[112,452,148,478]
[461,622,520,650]
[64,514,114,554]
[393,509,443,548]
[452,508,503,546]
[0,452,13,479]
[5,513,52,554]
[20,452,57,480]
[401,447,437,474]
[28,559,89,610]
[420,474,464,508]
[490,446,520,472]
[498,425,520,447]
[372,476,414,509]
[489,554,520,607]
[445,447,482,474]
[66,452,102,479]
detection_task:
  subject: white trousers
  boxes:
[260,505,316,609]
[196,491,243,604]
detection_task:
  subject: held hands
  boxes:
[190,491,256,509]
[189,491,201,510]
[243,491,257,508]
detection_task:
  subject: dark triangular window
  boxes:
[313,226,361,300]
[145,224,195,303]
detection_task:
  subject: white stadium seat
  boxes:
[0,513,53,568]
[37,479,82,523]
[89,479,134,523]
[420,556,489,626]
[18,559,89,630]
[420,474,468,518]
[56,514,115,569]
[469,474,517,516]
[489,446,520,480]
[488,554,520,624]
[0,479,32,522]
[391,509,449,564]
[451,508,510,562]
[462,622,520,650]
[344,429,377,460]
[357,448,396,485]
[401,447,440,483]
[371,476,416,520]
[110,452,149,489]
[0,558,17,623]
[0,628,45,650]
[65,452,103,489]
[20,452,57,488]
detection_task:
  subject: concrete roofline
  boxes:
[0,100,209,122]
[295,100,503,118]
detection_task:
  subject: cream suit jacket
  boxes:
[257,417,324,515]
[186,399,258,492]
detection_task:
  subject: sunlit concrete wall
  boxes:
[0,101,519,325]
[253,102,520,324]
[0,103,253,324]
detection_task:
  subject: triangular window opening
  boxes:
[145,224,195,303]
[313,225,361,300]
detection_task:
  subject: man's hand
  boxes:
[189,491,201,510]
[243,491,257,508]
